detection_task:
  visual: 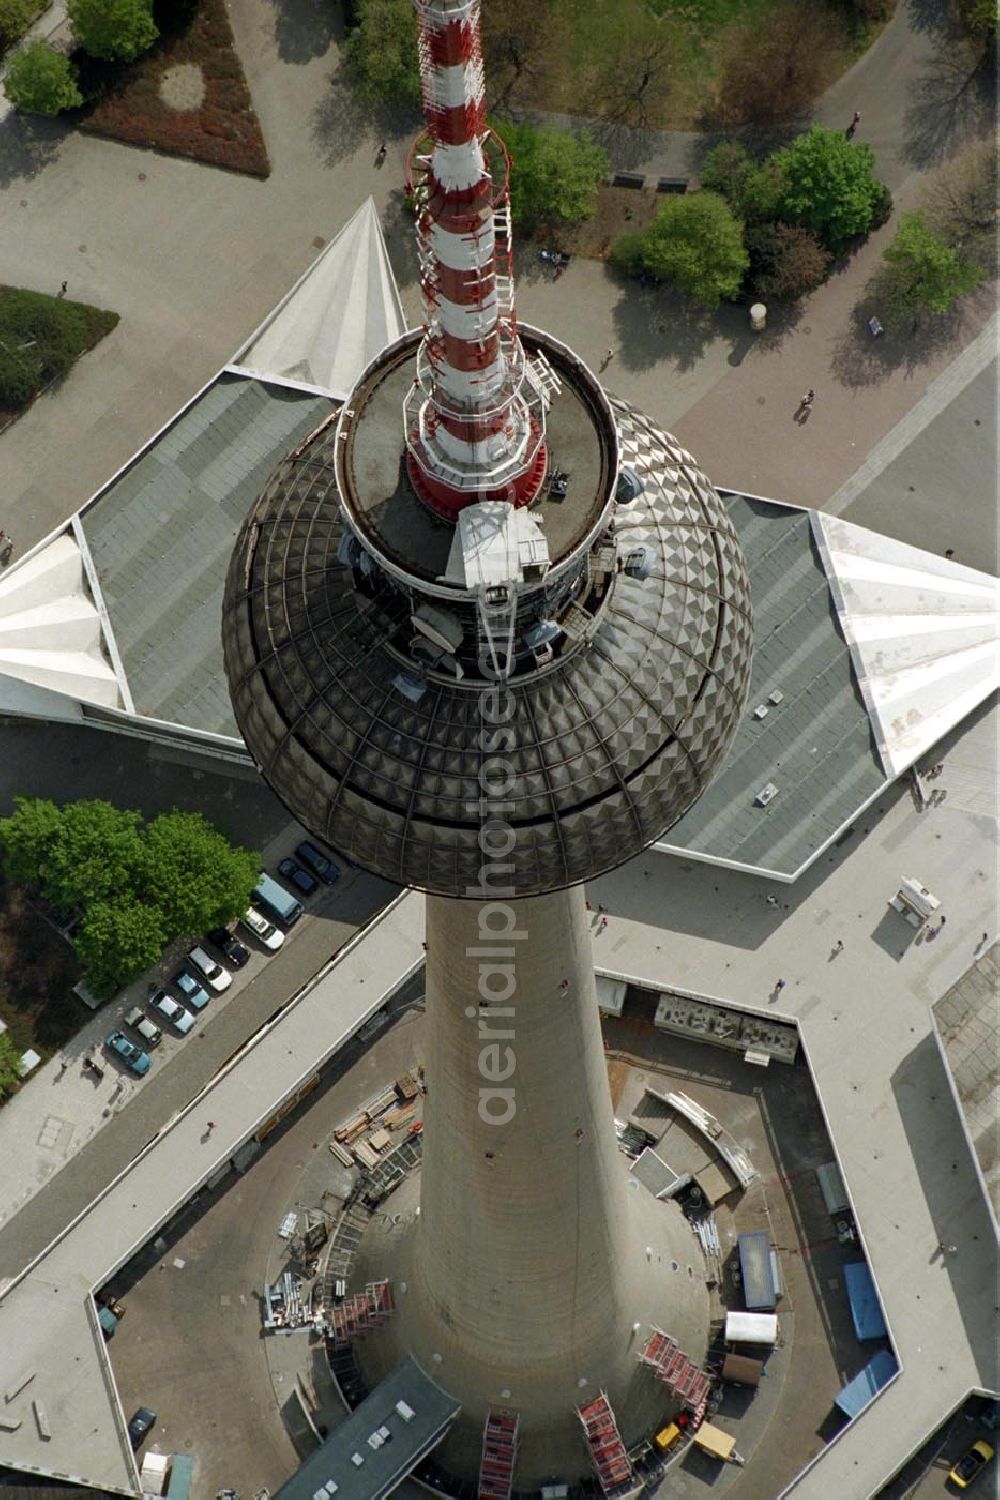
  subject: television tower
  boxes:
[222,0,752,1484]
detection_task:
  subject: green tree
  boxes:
[879,211,985,321]
[343,0,420,110]
[74,899,167,999]
[67,0,157,61]
[771,125,885,252]
[0,796,64,888]
[612,191,748,308]
[0,1031,23,1100]
[0,0,36,48]
[493,120,608,233]
[3,40,82,114]
[43,800,146,918]
[143,810,259,936]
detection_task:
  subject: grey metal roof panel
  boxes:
[661,496,884,877]
[81,375,331,739]
[273,1356,460,1500]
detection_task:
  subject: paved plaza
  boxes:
[0,0,993,551]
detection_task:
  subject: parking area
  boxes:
[103,1005,425,1500]
[603,994,886,1499]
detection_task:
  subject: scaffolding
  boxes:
[477,1410,519,1500]
[327,1280,394,1346]
[577,1393,634,1495]
[640,1330,712,1427]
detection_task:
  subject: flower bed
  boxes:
[79,0,269,178]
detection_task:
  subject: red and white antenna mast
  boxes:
[405,0,548,521]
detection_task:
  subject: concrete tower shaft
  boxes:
[417,888,631,1359]
[406,0,546,517]
[353,887,709,1480]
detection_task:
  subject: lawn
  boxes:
[0,286,119,424]
[78,0,269,178]
[499,0,885,130]
[0,882,83,1073]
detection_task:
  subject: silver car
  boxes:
[124,1006,162,1048]
[149,990,195,1035]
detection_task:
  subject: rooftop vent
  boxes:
[623,546,656,581]
[396,1399,416,1421]
[615,466,644,506]
[752,705,769,720]
[768,689,784,705]
[755,782,779,808]
[392,670,428,703]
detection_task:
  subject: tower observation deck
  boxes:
[222,0,752,1482]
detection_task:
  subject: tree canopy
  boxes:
[3,40,82,114]
[0,0,37,48]
[74,899,168,1000]
[612,190,748,308]
[144,810,261,936]
[343,0,420,110]
[0,1032,22,1101]
[0,797,260,999]
[493,120,608,232]
[67,0,157,61]
[44,800,146,917]
[771,125,885,252]
[879,212,985,321]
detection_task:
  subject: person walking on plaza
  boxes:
[846,110,861,139]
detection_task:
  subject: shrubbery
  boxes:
[0,797,260,998]
[3,40,82,114]
[67,0,157,61]
[618,127,891,309]
[612,191,749,309]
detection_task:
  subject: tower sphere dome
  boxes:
[222,328,751,898]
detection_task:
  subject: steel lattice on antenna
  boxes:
[404,0,548,520]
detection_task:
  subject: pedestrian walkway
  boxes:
[0,822,366,1236]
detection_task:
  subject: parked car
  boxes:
[949,1439,994,1489]
[207,927,250,968]
[295,841,340,884]
[173,970,211,1010]
[104,1031,151,1077]
[124,1006,162,1049]
[278,857,318,896]
[127,1406,156,1449]
[185,944,232,993]
[149,990,195,1034]
[240,906,284,951]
